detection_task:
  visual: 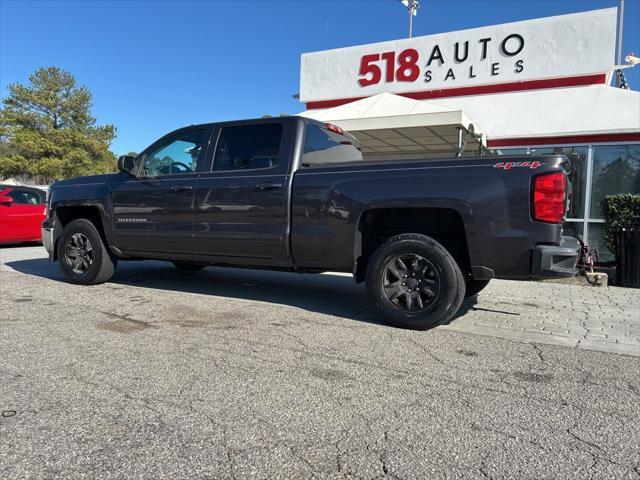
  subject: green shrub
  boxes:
[601,194,640,252]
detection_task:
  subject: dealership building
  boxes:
[298,8,640,260]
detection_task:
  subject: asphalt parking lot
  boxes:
[1,246,639,479]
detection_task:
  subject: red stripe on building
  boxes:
[305,74,607,110]
[487,133,640,147]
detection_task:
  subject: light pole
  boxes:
[616,0,625,87]
[617,0,625,66]
[400,0,420,38]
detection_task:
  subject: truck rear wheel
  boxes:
[57,219,116,285]
[366,233,465,330]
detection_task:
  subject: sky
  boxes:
[1,0,639,155]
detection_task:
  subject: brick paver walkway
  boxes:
[441,279,640,356]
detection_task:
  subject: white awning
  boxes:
[298,93,486,158]
[432,84,640,141]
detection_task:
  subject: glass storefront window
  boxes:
[587,222,614,263]
[531,146,588,219]
[590,144,640,219]
[562,221,584,242]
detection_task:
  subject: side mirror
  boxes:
[0,194,13,205]
[117,155,137,176]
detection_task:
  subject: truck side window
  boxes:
[140,130,206,176]
[213,124,282,171]
[302,124,363,167]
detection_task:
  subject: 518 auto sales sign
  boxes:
[300,8,616,105]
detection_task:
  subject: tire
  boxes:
[366,233,466,330]
[172,262,206,271]
[464,279,490,297]
[57,218,116,285]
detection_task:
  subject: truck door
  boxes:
[193,121,292,259]
[111,127,211,254]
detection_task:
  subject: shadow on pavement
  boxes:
[5,256,476,327]
[4,255,64,280]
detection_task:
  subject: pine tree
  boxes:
[0,66,116,182]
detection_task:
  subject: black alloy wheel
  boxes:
[366,233,466,330]
[64,233,94,274]
[382,254,440,312]
[57,218,116,285]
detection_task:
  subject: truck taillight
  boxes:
[532,172,567,223]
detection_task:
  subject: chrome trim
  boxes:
[42,227,54,254]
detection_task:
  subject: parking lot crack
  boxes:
[531,343,545,364]
[334,443,347,479]
[468,420,550,453]
[478,460,494,479]
[566,412,631,473]
[258,325,311,350]
[219,425,239,480]
[287,446,322,479]
[377,433,394,480]
[406,338,462,370]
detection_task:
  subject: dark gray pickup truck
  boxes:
[42,116,579,329]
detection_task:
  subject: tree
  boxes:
[0,66,117,182]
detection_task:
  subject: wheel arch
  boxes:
[354,207,472,283]
[52,205,109,261]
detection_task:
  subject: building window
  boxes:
[586,222,613,263]
[561,220,583,241]
[590,144,640,219]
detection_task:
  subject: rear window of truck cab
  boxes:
[302,124,363,167]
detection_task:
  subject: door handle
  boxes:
[171,185,193,192]
[255,182,283,191]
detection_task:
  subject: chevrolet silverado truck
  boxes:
[42,116,579,329]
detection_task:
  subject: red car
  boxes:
[0,185,47,244]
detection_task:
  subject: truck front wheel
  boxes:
[366,233,465,330]
[57,219,116,285]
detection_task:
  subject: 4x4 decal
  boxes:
[493,161,542,170]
